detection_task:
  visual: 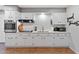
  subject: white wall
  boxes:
[66,5,79,53]
[34,13,52,31]
[0,11,5,42]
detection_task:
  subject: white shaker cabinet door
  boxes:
[53,37,69,47]
[33,34,48,47]
[17,34,33,47]
[5,36,17,47]
[45,34,54,47]
[5,11,19,20]
[5,33,17,47]
[5,37,13,47]
[10,11,19,20]
[33,34,54,47]
[16,37,25,47]
[23,36,33,47]
[52,13,66,24]
[32,34,42,47]
[20,13,34,19]
[5,11,11,19]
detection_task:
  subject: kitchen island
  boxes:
[5,32,71,48]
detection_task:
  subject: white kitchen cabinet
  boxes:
[52,13,66,24]
[5,11,19,20]
[20,13,34,19]
[26,33,69,47]
[45,33,69,47]
[5,33,18,47]
[4,6,19,20]
[32,34,54,47]
[54,37,69,47]
[53,33,69,47]
[5,38,15,47]
[45,34,54,47]
[17,33,33,47]
[32,34,43,47]
[15,37,24,47]
[23,36,33,47]
[5,33,70,47]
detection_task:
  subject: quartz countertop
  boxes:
[16,31,70,34]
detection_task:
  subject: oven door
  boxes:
[4,23,17,33]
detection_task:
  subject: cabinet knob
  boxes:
[25,38,27,39]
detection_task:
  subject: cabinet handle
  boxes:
[23,38,27,39]
[15,37,18,39]
[53,37,55,39]
[15,43,18,45]
[8,37,13,39]
[59,38,64,39]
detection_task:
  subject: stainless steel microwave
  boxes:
[54,27,66,32]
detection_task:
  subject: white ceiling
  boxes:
[18,5,69,8]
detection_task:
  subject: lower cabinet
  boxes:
[5,36,18,47]
[6,33,19,47]
[5,33,70,47]
[23,37,33,47]
[53,37,69,47]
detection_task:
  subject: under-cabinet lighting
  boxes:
[41,13,45,15]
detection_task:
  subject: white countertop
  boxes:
[16,31,70,34]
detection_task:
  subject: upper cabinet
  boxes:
[20,13,34,19]
[51,13,67,24]
[67,6,79,22]
[5,11,19,20]
[4,6,20,20]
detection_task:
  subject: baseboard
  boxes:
[69,47,78,54]
[0,42,5,44]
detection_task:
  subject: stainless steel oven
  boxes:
[4,20,17,33]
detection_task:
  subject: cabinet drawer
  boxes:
[6,41,18,47]
[24,42,33,47]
